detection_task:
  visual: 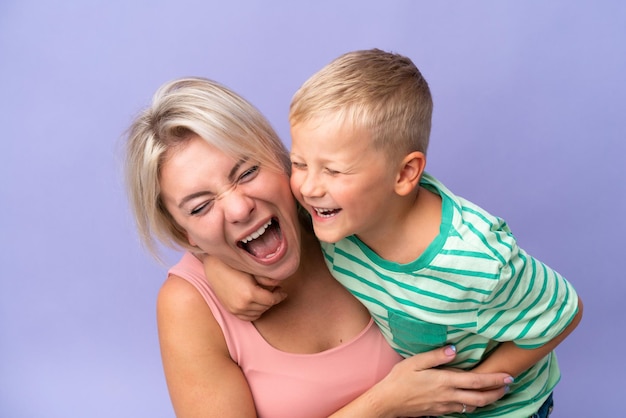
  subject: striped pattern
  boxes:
[321,173,579,417]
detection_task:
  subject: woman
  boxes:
[125,77,511,417]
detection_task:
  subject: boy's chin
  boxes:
[311,225,344,244]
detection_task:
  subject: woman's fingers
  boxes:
[444,367,512,408]
[451,370,513,390]
[393,347,512,413]
[401,345,459,370]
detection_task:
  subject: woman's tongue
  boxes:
[244,225,281,259]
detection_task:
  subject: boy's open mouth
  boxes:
[313,207,341,218]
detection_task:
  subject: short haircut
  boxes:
[290,48,433,160]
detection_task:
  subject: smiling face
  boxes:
[289,118,399,244]
[159,135,302,281]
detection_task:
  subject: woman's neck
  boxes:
[252,225,372,354]
[279,227,325,295]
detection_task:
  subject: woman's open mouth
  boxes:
[238,218,283,260]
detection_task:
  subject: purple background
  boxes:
[1,1,624,416]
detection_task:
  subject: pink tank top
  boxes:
[168,252,402,418]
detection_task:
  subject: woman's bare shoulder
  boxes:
[157,274,221,340]
[158,274,204,307]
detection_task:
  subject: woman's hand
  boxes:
[331,346,512,418]
[203,254,287,320]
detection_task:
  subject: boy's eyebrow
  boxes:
[177,158,248,209]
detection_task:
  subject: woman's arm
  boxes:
[157,274,257,417]
[331,346,513,418]
[202,258,513,417]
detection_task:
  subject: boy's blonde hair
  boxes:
[289,48,433,160]
[125,77,290,258]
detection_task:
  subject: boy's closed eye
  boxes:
[291,161,307,170]
[324,167,341,176]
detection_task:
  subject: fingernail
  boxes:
[444,345,457,356]
[504,386,511,394]
[504,376,514,384]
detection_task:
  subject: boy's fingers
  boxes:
[236,313,262,321]
[251,286,287,307]
[272,289,288,304]
[254,276,288,307]
[255,276,283,289]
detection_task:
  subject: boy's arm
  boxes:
[202,254,287,320]
[472,296,583,376]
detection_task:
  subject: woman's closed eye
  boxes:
[239,165,260,182]
[190,199,215,216]
[188,165,260,216]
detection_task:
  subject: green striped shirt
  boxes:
[321,173,579,417]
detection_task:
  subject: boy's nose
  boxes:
[299,173,324,198]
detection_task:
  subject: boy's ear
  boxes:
[395,151,426,196]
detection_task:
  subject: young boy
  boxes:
[208,49,582,417]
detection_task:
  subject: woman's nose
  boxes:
[221,188,255,223]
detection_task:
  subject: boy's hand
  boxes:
[203,255,288,321]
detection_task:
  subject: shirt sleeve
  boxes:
[475,244,579,349]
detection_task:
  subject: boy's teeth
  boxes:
[315,207,338,218]
[241,220,272,244]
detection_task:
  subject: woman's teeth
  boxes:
[240,220,272,244]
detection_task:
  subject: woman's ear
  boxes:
[186,234,198,248]
[395,151,426,196]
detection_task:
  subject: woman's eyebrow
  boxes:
[228,157,248,181]
[177,157,249,209]
[177,190,214,209]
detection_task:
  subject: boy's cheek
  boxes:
[289,174,305,201]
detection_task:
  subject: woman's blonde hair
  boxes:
[125,77,290,258]
[290,48,433,160]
